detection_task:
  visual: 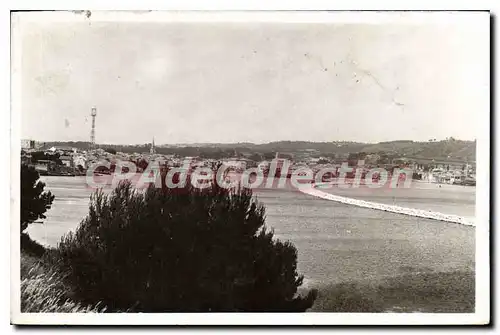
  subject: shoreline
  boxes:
[301,182,475,227]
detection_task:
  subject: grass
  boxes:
[310,270,475,313]
[20,250,105,313]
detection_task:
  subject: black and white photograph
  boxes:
[10,10,490,325]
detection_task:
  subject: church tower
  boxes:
[150,137,156,155]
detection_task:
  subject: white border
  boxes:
[4,0,496,11]
[10,11,21,327]
[12,10,488,25]
[10,312,489,326]
[8,8,491,326]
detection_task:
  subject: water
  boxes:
[319,181,476,221]
[27,176,475,287]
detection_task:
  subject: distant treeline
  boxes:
[39,139,476,162]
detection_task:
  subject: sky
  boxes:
[16,12,488,145]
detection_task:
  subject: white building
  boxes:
[21,139,35,150]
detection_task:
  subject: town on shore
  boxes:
[21,138,476,186]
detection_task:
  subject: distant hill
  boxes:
[239,139,476,161]
[357,139,476,161]
[35,139,476,162]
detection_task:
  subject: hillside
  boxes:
[35,139,476,162]
[358,140,476,161]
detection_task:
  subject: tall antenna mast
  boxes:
[90,107,97,150]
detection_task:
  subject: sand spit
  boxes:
[300,185,475,227]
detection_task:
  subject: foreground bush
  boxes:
[20,233,46,258]
[21,164,54,254]
[21,164,54,233]
[54,180,316,312]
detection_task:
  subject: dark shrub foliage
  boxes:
[30,151,63,165]
[21,164,55,233]
[20,232,46,257]
[55,178,316,312]
[104,147,117,155]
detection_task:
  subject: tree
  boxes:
[136,158,149,172]
[104,147,117,155]
[248,153,263,163]
[263,152,276,160]
[30,151,62,165]
[317,158,330,164]
[55,177,317,312]
[21,164,55,233]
